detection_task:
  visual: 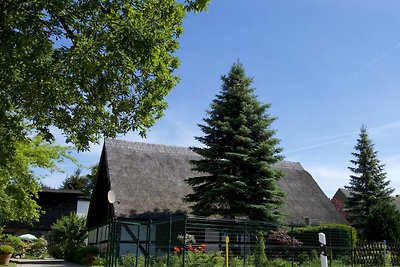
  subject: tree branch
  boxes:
[54,13,76,46]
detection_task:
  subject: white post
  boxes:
[319,232,328,267]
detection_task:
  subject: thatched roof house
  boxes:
[87,139,346,228]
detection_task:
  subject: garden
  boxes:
[86,216,357,267]
[1,213,398,267]
[0,233,47,266]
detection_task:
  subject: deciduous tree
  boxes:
[0,134,74,224]
[0,0,210,162]
[185,62,285,222]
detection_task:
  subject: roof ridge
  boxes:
[273,161,304,170]
[105,139,303,170]
[105,138,195,156]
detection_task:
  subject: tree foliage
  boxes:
[49,213,87,260]
[345,125,393,235]
[185,62,285,222]
[0,134,74,224]
[60,165,98,197]
[365,200,400,243]
[0,0,210,163]
[254,232,268,267]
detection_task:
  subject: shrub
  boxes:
[72,247,87,265]
[298,251,309,263]
[47,243,63,259]
[49,213,87,260]
[92,254,106,266]
[27,237,48,258]
[267,229,302,246]
[293,224,356,248]
[0,245,14,255]
[254,231,268,267]
[269,258,291,267]
[83,245,100,254]
[1,235,25,256]
[365,200,400,243]
[310,249,319,260]
[120,254,136,266]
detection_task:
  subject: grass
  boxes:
[0,263,17,267]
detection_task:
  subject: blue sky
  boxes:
[43,1,400,198]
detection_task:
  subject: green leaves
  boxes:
[0,134,74,223]
[0,0,208,156]
[0,0,210,224]
[49,213,87,260]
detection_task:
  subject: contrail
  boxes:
[349,42,400,78]
[285,121,400,154]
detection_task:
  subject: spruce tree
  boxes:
[185,62,285,222]
[345,125,393,234]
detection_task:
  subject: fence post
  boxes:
[350,228,353,267]
[291,224,294,267]
[167,217,172,267]
[243,221,247,266]
[145,220,152,267]
[182,215,187,267]
[225,235,230,267]
[136,224,140,267]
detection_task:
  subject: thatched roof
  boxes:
[87,139,347,228]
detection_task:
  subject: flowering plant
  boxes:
[267,229,302,246]
[173,243,206,255]
[177,234,196,244]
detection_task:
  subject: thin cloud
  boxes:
[349,42,400,78]
[285,121,400,155]
[303,164,351,198]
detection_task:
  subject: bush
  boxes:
[293,224,356,248]
[92,254,106,266]
[365,200,400,243]
[47,243,63,259]
[254,231,268,266]
[1,235,25,256]
[72,247,87,265]
[120,254,136,266]
[49,213,87,260]
[83,245,99,254]
[27,237,48,258]
[0,245,14,255]
[269,258,291,267]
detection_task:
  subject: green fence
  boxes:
[88,216,353,267]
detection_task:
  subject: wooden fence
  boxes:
[354,242,400,266]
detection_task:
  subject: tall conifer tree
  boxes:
[345,125,393,233]
[185,62,285,222]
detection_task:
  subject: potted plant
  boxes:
[0,245,14,266]
[84,245,99,266]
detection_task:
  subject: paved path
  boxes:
[12,259,84,267]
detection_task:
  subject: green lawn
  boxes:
[0,263,16,267]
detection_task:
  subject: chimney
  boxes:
[304,217,310,226]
